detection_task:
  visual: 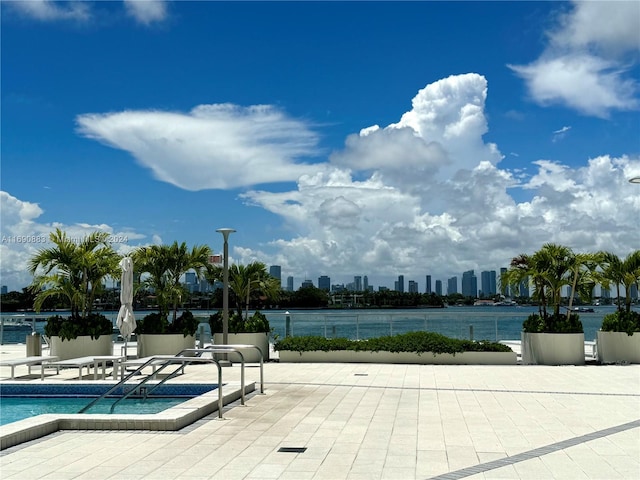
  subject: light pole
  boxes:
[216,228,236,348]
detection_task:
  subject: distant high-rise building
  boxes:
[354,276,362,291]
[500,267,509,297]
[601,286,610,298]
[287,276,294,292]
[269,265,282,286]
[481,270,497,297]
[318,275,331,292]
[363,275,369,292]
[397,275,405,293]
[462,270,477,297]
[301,279,314,288]
[519,277,530,298]
[408,280,418,293]
[1,285,7,295]
[630,284,638,300]
[425,275,432,294]
[435,280,443,296]
[447,276,458,295]
[184,272,196,285]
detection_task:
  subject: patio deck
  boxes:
[0,343,638,479]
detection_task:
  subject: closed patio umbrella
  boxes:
[116,256,136,358]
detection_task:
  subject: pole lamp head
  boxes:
[216,228,236,242]
[629,177,640,184]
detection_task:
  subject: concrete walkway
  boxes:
[1,345,639,479]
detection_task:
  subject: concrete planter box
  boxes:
[50,335,113,361]
[137,334,195,358]
[278,349,516,365]
[521,332,585,365]
[596,331,640,364]
[213,333,269,362]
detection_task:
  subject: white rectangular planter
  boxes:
[50,335,113,361]
[213,333,269,362]
[521,332,585,365]
[137,334,195,358]
[596,331,640,364]
[278,350,516,365]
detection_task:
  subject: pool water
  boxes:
[0,396,191,426]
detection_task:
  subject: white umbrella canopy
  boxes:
[116,256,136,345]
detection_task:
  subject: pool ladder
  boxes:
[78,345,264,418]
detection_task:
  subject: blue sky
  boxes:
[1,0,639,292]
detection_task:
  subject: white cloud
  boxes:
[510,53,638,118]
[6,0,91,22]
[331,73,502,189]
[510,0,640,117]
[123,0,167,25]
[550,1,640,57]
[4,74,639,291]
[0,191,147,291]
[552,125,571,143]
[76,104,323,190]
[5,1,169,25]
[238,75,640,286]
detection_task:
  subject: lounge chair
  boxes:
[0,355,59,379]
[40,355,125,380]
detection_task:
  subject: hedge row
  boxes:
[274,331,513,355]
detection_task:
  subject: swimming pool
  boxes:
[0,383,218,426]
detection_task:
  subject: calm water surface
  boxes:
[1,305,629,344]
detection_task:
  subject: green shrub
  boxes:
[601,311,640,336]
[209,310,271,334]
[136,311,199,336]
[170,310,200,337]
[136,312,169,335]
[522,313,583,333]
[274,331,513,355]
[43,313,113,341]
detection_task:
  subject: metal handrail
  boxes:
[205,344,265,394]
[107,353,226,414]
[78,343,264,417]
[78,355,224,417]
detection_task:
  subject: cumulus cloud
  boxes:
[5,73,639,291]
[76,104,323,190]
[510,1,640,117]
[330,73,502,192]
[0,191,147,290]
[238,75,640,285]
[123,0,167,25]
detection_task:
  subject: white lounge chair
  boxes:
[40,355,125,380]
[0,355,59,379]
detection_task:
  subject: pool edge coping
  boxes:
[0,381,254,450]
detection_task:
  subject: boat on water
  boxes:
[1,321,33,331]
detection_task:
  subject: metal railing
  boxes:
[78,344,264,417]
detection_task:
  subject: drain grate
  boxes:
[278,447,307,453]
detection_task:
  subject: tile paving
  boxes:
[0,344,639,479]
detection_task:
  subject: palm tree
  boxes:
[535,243,575,317]
[501,253,548,317]
[134,242,212,321]
[503,244,576,317]
[28,228,119,318]
[600,250,640,313]
[206,261,281,318]
[566,252,602,319]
